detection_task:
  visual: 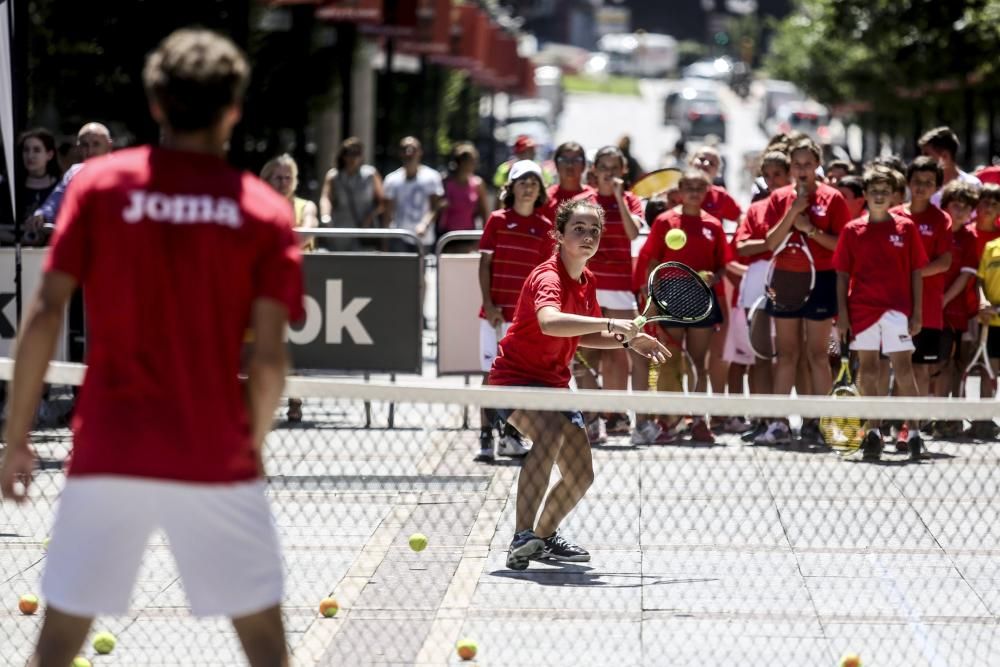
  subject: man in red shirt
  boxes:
[890,158,952,432]
[834,167,928,461]
[0,30,303,666]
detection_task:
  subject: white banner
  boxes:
[0,0,15,223]
[0,248,67,359]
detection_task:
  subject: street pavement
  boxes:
[2,395,999,666]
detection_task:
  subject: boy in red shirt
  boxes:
[890,157,952,447]
[834,167,928,461]
[477,160,554,461]
[577,146,643,439]
[489,199,666,569]
[972,184,1000,258]
[0,30,303,665]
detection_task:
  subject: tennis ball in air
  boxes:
[92,631,116,654]
[839,653,862,667]
[319,597,339,617]
[456,637,478,661]
[72,658,92,667]
[18,593,39,615]
[409,533,428,552]
[665,228,687,250]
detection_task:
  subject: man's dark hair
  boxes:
[553,141,585,163]
[836,175,864,199]
[143,29,250,132]
[918,126,960,160]
[906,156,944,188]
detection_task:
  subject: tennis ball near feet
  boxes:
[319,597,339,617]
[92,631,116,654]
[18,593,39,615]
[839,653,862,667]
[408,533,428,552]
[72,658,92,667]
[456,638,478,661]
[665,228,687,250]
[42,537,50,551]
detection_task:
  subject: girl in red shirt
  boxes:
[642,169,730,443]
[577,146,644,440]
[488,199,667,570]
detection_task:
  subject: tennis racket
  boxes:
[747,294,775,360]
[631,167,683,199]
[632,262,714,328]
[959,321,996,399]
[819,345,864,454]
[766,230,815,313]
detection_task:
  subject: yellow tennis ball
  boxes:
[319,597,339,617]
[665,228,687,250]
[456,637,478,661]
[72,658,92,667]
[92,631,116,655]
[42,537,50,551]
[18,593,39,615]
[408,533,428,552]
[839,653,862,667]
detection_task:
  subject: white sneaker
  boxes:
[754,421,791,445]
[630,420,663,445]
[497,433,530,457]
[585,418,607,444]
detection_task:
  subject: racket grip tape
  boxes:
[634,315,648,327]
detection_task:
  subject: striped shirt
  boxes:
[582,191,643,292]
[479,208,554,321]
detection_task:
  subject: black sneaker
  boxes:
[474,430,495,463]
[800,418,821,442]
[909,434,923,462]
[741,421,767,443]
[506,530,544,570]
[540,531,591,562]
[862,430,883,462]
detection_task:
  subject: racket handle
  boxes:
[634,315,648,327]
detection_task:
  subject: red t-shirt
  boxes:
[478,208,555,322]
[832,213,928,333]
[488,254,601,388]
[46,146,305,483]
[583,191,643,291]
[973,224,1000,259]
[943,224,979,331]
[733,198,773,264]
[643,208,731,303]
[702,184,742,223]
[891,204,952,330]
[541,184,594,223]
[764,183,851,271]
[975,165,1000,186]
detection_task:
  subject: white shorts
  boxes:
[43,477,283,618]
[480,318,511,372]
[596,289,637,311]
[737,260,769,309]
[723,306,754,365]
[850,310,915,354]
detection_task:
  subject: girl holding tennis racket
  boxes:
[763,138,851,443]
[643,169,730,443]
[488,199,668,570]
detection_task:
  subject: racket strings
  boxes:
[651,269,713,319]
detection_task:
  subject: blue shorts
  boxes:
[495,406,586,430]
[766,269,837,321]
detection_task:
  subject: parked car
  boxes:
[681,57,732,82]
[757,79,805,130]
[508,98,555,131]
[664,84,726,142]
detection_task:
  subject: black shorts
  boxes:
[659,290,724,330]
[987,326,1000,359]
[940,327,963,362]
[767,270,837,321]
[494,406,586,430]
[912,328,945,364]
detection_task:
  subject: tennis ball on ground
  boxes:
[319,597,339,617]
[839,652,862,667]
[92,631,116,654]
[456,637,478,661]
[665,228,687,250]
[72,658,92,667]
[18,593,39,615]
[409,533,428,552]
[42,537,49,551]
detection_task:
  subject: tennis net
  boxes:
[1,361,999,666]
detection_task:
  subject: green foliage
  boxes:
[765,0,1000,119]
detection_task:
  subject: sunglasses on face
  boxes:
[557,156,585,166]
